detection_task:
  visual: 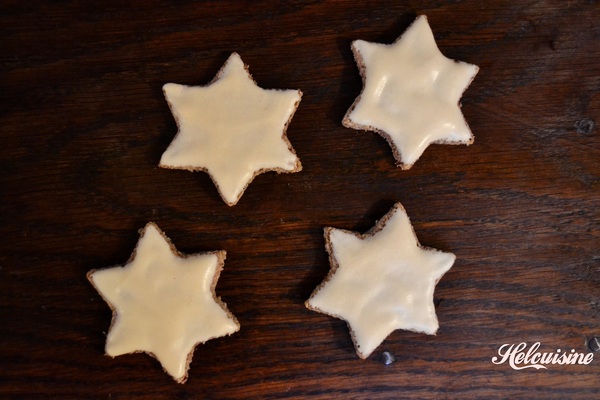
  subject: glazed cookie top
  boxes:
[88,223,239,383]
[306,203,455,359]
[344,15,479,169]
[160,53,302,206]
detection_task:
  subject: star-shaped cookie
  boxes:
[306,203,455,359]
[87,223,240,383]
[343,15,479,169]
[160,52,303,206]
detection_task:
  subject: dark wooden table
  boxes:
[2,1,599,398]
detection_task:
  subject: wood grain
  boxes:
[1,1,599,398]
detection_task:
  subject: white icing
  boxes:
[89,224,239,382]
[346,15,479,167]
[160,53,302,205]
[307,204,455,358]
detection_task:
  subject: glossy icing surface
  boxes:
[307,203,455,358]
[89,223,239,382]
[160,53,302,205]
[346,15,479,168]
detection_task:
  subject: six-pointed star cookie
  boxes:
[87,223,240,383]
[160,52,303,206]
[306,203,455,359]
[343,15,479,169]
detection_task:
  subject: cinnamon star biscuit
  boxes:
[87,223,240,383]
[343,15,479,169]
[160,52,302,206]
[306,203,455,359]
